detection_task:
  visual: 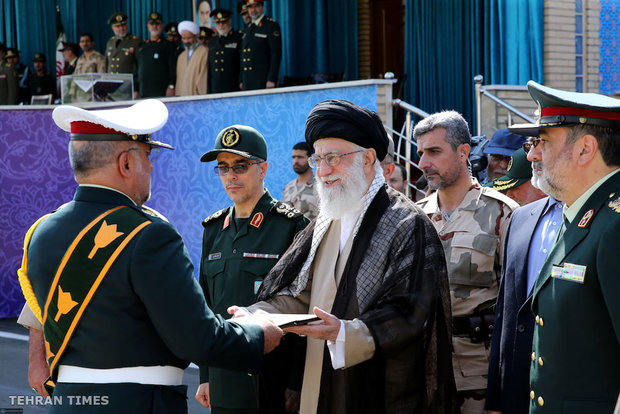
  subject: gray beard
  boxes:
[316,155,366,220]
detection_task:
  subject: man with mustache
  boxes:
[415,110,518,414]
[506,81,620,414]
[486,147,562,414]
[104,12,142,74]
[231,100,458,413]
[282,141,319,221]
[198,125,309,413]
[134,12,177,98]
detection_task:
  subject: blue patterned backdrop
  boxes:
[0,83,378,318]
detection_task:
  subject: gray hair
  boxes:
[68,141,118,177]
[413,110,471,150]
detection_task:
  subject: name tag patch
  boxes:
[225,43,237,48]
[254,33,267,38]
[208,252,222,261]
[243,253,279,259]
[551,263,586,283]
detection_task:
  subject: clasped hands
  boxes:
[227,305,341,343]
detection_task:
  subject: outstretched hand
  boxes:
[283,307,341,342]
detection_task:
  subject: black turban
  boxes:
[304,100,389,161]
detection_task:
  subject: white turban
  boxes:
[178,20,199,35]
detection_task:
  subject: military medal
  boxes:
[551,263,586,283]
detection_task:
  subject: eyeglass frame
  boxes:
[214,160,264,176]
[308,150,364,169]
[522,137,542,154]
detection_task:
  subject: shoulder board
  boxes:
[481,187,519,210]
[140,205,169,222]
[266,17,274,22]
[202,207,228,227]
[270,201,303,220]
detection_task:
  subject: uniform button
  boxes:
[535,315,540,324]
[538,396,544,406]
[539,318,544,327]
[517,324,525,332]
[232,248,237,254]
[531,352,536,361]
[530,391,535,400]
[538,357,544,366]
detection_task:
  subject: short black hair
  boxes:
[395,163,408,182]
[293,141,313,156]
[567,124,620,167]
[80,32,94,41]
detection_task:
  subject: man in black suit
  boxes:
[485,191,562,414]
[240,0,281,90]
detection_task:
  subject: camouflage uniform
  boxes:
[417,179,517,413]
[75,51,106,74]
[282,175,319,220]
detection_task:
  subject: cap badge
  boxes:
[609,196,620,213]
[217,13,223,18]
[116,15,123,22]
[507,157,513,172]
[151,13,157,19]
[222,128,240,147]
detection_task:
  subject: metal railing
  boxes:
[386,75,536,199]
[473,74,535,136]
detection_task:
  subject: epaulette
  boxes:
[140,205,169,222]
[266,17,274,22]
[202,207,228,227]
[270,201,303,219]
[481,187,519,210]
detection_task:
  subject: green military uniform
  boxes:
[199,125,309,412]
[199,192,307,412]
[105,34,142,74]
[208,29,243,93]
[240,14,281,90]
[417,180,517,411]
[134,38,176,97]
[507,81,620,414]
[0,60,18,105]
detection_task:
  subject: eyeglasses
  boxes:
[214,161,263,176]
[522,137,542,154]
[308,150,364,169]
[117,147,161,162]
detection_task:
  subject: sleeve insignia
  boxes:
[271,202,303,219]
[273,30,280,37]
[608,195,620,213]
[202,208,228,227]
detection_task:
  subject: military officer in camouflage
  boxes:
[240,0,282,90]
[509,81,620,414]
[208,9,242,94]
[105,12,142,75]
[415,110,518,414]
[197,125,308,413]
[282,141,319,220]
[134,12,177,98]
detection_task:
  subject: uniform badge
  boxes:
[577,209,594,228]
[116,15,123,22]
[551,263,586,283]
[609,195,620,213]
[250,212,263,228]
[221,127,240,147]
[208,252,221,261]
[223,214,230,229]
[254,280,262,294]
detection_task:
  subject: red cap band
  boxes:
[70,122,123,134]
[542,106,620,122]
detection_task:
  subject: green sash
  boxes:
[41,206,152,377]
